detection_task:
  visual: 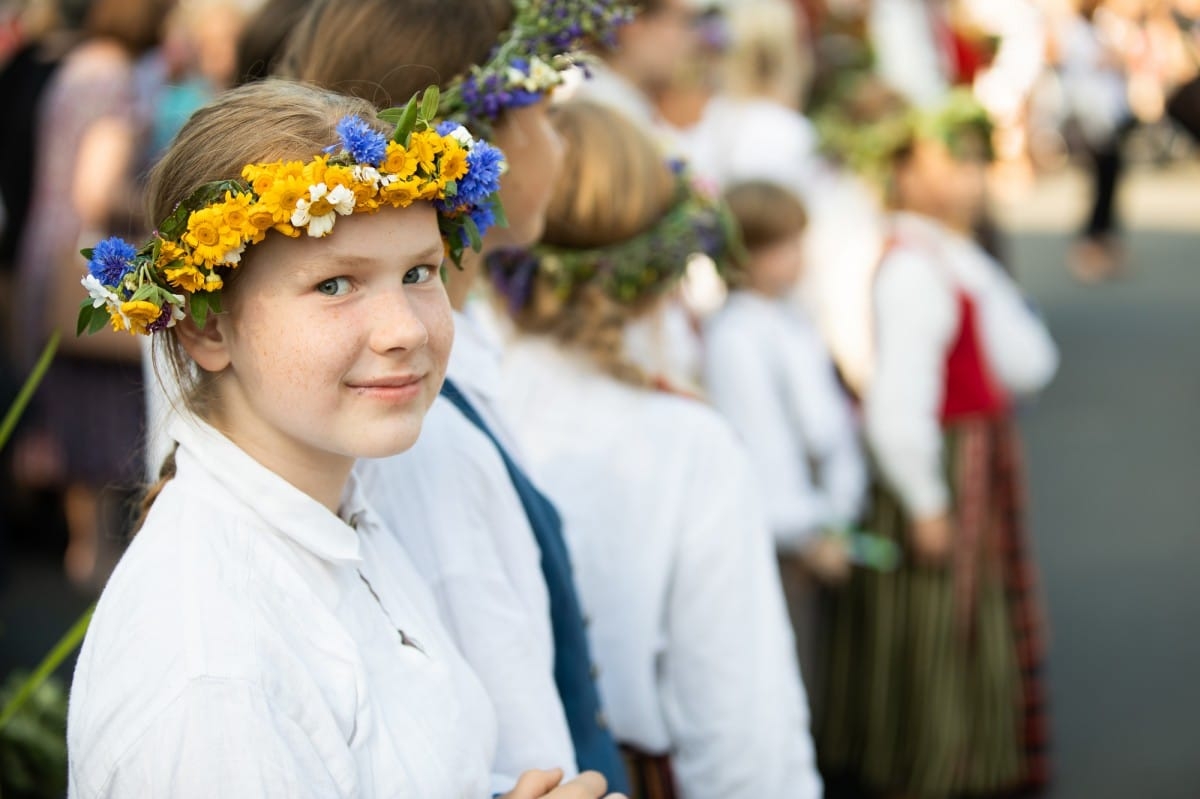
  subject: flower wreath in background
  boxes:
[438,0,635,129]
[488,166,746,313]
[79,87,505,337]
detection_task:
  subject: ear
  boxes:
[175,313,232,374]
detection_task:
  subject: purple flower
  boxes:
[146,305,175,334]
[336,115,387,167]
[87,237,138,287]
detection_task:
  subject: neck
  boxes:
[207,406,353,515]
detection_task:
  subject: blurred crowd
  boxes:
[0,0,1197,797]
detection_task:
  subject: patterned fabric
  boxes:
[817,417,1051,798]
[620,744,677,799]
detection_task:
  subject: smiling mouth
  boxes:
[346,374,426,401]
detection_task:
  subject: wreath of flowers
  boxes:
[488,170,745,312]
[79,87,506,337]
[438,0,635,128]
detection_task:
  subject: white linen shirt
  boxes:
[67,417,496,799]
[499,337,823,799]
[866,213,1059,517]
[354,311,577,793]
[704,291,867,550]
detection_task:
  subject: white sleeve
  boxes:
[864,250,958,519]
[88,680,350,799]
[704,315,835,549]
[786,324,869,527]
[660,419,822,799]
[969,263,1059,396]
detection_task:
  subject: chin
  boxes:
[352,421,425,459]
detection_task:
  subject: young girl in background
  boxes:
[703,179,867,684]
[66,78,603,799]
[490,99,822,799]
[818,92,1059,798]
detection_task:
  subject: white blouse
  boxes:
[499,337,822,799]
[68,417,496,799]
[704,292,867,550]
[354,311,577,793]
[865,212,1059,518]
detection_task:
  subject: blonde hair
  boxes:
[138,78,388,521]
[276,0,512,109]
[720,180,807,287]
[720,0,811,109]
[511,100,677,386]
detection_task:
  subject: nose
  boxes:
[368,287,429,354]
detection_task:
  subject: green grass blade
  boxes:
[0,331,60,452]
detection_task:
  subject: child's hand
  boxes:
[910,513,954,565]
[503,768,623,799]
[803,533,852,584]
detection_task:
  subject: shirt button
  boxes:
[595,710,609,730]
[589,663,601,680]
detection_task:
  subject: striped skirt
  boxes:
[817,416,1050,797]
[620,744,677,799]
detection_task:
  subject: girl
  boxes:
[703,180,867,682]
[817,93,1059,797]
[67,78,602,799]
[278,0,633,792]
[490,99,822,799]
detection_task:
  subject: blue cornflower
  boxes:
[460,204,497,247]
[87,237,138,286]
[336,115,387,167]
[436,120,461,136]
[458,142,505,206]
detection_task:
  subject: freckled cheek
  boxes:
[238,297,358,401]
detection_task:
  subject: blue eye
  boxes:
[404,265,435,285]
[316,276,352,296]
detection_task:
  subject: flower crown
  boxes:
[438,0,634,128]
[79,87,506,337]
[488,170,744,311]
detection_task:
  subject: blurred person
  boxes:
[1057,0,1135,281]
[703,179,867,685]
[490,98,822,799]
[278,0,633,793]
[233,0,311,84]
[817,91,1059,798]
[13,0,173,588]
[65,77,605,799]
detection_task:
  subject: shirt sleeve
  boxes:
[864,249,958,518]
[704,312,835,549]
[658,417,822,799]
[88,679,351,799]
[965,259,1059,396]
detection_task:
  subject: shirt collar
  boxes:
[169,415,363,564]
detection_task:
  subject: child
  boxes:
[66,78,603,799]
[818,92,1059,797]
[490,99,822,799]
[279,0,634,793]
[703,180,867,682]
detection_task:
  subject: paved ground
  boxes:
[998,166,1200,798]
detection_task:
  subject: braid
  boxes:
[134,443,178,534]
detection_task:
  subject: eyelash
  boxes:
[314,264,437,296]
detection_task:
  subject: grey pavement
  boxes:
[1001,166,1200,798]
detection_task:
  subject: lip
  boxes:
[345,373,426,402]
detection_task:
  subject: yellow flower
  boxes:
[242,162,280,195]
[408,131,443,173]
[418,179,442,201]
[246,203,277,243]
[302,155,328,187]
[183,206,238,266]
[214,191,260,241]
[439,140,469,182]
[164,263,207,293]
[257,173,310,225]
[383,142,418,179]
[380,177,422,208]
[156,240,188,268]
[204,273,224,291]
[121,300,162,336]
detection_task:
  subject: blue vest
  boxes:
[439,379,629,793]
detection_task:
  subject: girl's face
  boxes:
[486,99,565,250]
[183,204,453,482]
[894,137,987,232]
[747,231,805,298]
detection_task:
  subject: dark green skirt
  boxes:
[817,417,1048,798]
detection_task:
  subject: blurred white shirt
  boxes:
[68,416,495,798]
[499,336,822,799]
[705,291,867,550]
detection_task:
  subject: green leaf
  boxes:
[490,196,509,230]
[190,292,211,328]
[377,107,406,125]
[87,306,110,335]
[442,179,457,199]
[75,301,94,337]
[79,247,94,260]
[0,604,94,732]
[462,215,483,252]
[391,95,420,146]
[419,85,440,121]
